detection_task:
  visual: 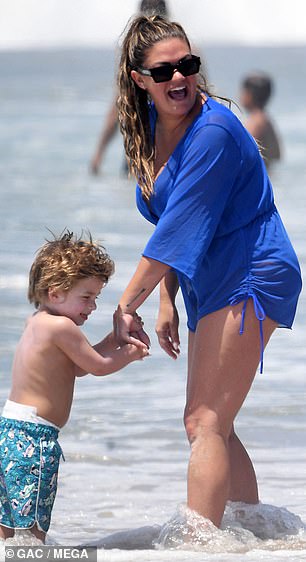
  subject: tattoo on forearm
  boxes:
[126,288,146,308]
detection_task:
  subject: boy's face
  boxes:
[48,277,104,325]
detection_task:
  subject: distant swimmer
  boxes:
[89,0,169,175]
[240,72,282,171]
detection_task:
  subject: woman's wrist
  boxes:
[118,304,134,316]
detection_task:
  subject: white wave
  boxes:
[86,524,161,550]
[0,275,27,290]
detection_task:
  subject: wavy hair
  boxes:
[117,15,214,201]
[28,230,114,308]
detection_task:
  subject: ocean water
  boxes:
[0,45,306,561]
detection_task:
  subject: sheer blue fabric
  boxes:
[136,96,302,371]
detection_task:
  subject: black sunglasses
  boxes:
[137,55,201,83]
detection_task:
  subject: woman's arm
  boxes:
[160,268,180,305]
[115,255,170,346]
[156,269,180,359]
[119,256,170,313]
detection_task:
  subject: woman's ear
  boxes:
[131,69,147,90]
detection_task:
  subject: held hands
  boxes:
[155,302,180,359]
[113,306,151,349]
[124,342,150,362]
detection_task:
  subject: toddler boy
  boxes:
[0,231,148,542]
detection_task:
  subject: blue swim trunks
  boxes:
[0,417,62,533]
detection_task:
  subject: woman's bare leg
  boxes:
[185,300,277,527]
[228,428,259,503]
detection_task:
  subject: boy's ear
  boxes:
[131,69,147,90]
[48,287,65,303]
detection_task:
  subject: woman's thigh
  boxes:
[185,300,277,438]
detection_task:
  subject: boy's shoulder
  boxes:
[20,311,84,360]
[28,310,80,338]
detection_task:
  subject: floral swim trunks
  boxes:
[0,417,63,533]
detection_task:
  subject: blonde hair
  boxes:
[28,230,114,308]
[117,14,213,201]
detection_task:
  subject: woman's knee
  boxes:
[184,406,224,444]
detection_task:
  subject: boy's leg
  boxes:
[1,421,61,542]
[30,524,46,543]
[0,524,45,542]
[0,525,14,539]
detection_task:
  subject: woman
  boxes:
[114,15,302,529]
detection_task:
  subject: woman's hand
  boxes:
[113,306,150,349]
[155,302,180,359]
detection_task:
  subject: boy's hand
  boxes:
[124,343,150,361]
[113,306,150,349]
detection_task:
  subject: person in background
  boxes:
[0,231,148,542]
[90,0,169,175]
[240,72,282,171]
[113,14,302,533]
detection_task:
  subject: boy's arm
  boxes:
[76,330,124,376]
[92,331,117,356]
[52,317,148,377]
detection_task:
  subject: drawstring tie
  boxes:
[239,294,266,373]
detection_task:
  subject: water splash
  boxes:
[154,502,306,553]
[155,504,259,552]
[224,501,306,540]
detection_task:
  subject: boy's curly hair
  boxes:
[28,230,115,308]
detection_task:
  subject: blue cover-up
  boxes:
[136,96,302,371]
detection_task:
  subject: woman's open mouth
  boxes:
[168,86,187,100]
